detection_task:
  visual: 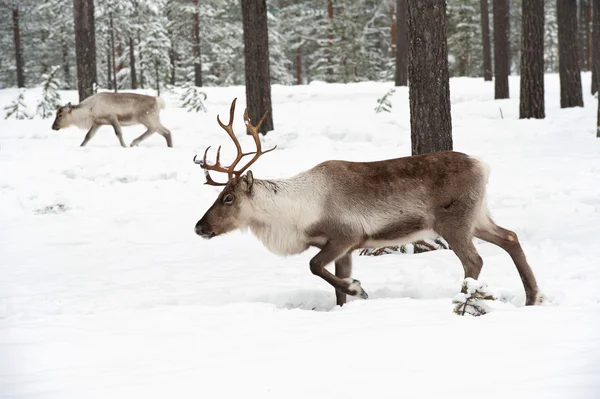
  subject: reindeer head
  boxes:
[51,103,73,130]
[194,98,276,239]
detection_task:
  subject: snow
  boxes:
[1,73,600,399]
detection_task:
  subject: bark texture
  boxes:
[73,0,97,101]
[519,0,545,119]
[193,0,203,87]
[241,0,274,135]
[580,0,591,70]
[480,0,492,81]
[407,0,453,155]
[493,0,510,99]
[557,0,583,108]
[395,0,408,86]
[592,0,599,94]
[12,8,25,88]
[129,37,137,89]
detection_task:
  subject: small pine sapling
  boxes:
[37,66,62,119]
[452,278,497,317]
[374,87,395,113]
[180,83,208,113]
[4,89,31,120]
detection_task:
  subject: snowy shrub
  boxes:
[452,278,497,317]
[374,87,395,113]
[36,66,62,119]
[180,83,208,113]
[4,90,32,120]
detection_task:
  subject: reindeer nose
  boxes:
[195,219,215,239]
[52,125,59,130]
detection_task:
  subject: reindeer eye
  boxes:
[223,194,235,205]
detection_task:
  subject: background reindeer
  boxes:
[52,92,173,148]
[194,99,543,308]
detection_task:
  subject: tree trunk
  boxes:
[592,0,599,94]
[169,45,176,85]
[107,42,112,90]
[12,8,25,88]
[493,0,510,99]
[519,0,545,119]
[192,0,203,87]
[557,0,583,108]
[155,60,160,96]
[129,37,137,89]
[73,0,97,101]
[580,0,590,71]
[241,0,274,135]
[296,46,302,85]
[109,12,117,92]
[407,0,453,155]
[481,0,492,81]
[62,37,71,89]
[138,31,144,89]
[395,0,408,86]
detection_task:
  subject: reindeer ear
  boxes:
[244,171,254,192]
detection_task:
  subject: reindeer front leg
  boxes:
[80,123,100,147]
[109,117,127,147]
[334,253,353,306]
[310,241,367,303]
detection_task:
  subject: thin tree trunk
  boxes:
[407,0,453,155]
[493,0,510,99]
[519,0,545,119]
[169,44,176,85]
[481,0,492,81]
[296,46,302,85]
[155,60,160,96]
[109,12,117,92]
[395,0,408,86]
[557,0,583,108]
[592,0,600,94]
[107,42,112,90]
[12,8,25,88]
[192,0,203,87]
[241,0,274,135]
[62,37,71,88]
[138,31,144,89]
[327,0,334,79]
[580,0,590,70]
[73,0,97,101]
[129,37,137,89]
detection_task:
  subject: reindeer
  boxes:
[51,92,173,148]
[194,98,543,307]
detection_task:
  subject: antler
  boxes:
[193,98,276,186]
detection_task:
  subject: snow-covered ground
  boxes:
[1,74,600,399]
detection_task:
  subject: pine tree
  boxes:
[242,0,274,134]
[447,0,481,77]
[73,0,98,101]
[37,66,63,119]
[407,0,453,155]
[12,6,25,88]
[4,90,31,120]
[592,0,600,95]
[493,0,510,98]
[544,0,559,72]
[519,0,545,119]
[395,0,408,86]
[557,0,583,108]
[480,0,492,80]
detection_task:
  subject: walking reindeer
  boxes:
[52,92,173,148]
[194,99,543,307]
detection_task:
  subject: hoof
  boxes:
[130,141,139,147]
[345,278,368,300]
